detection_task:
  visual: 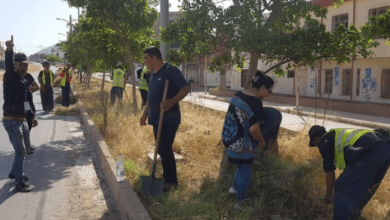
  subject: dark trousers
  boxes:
[40,88,54,111]
[61,83,71,107]
[139,89,148,106]
[260,107,282,144]
[333,142,390,220]
[153,122,179,185]
[110,87,123,105]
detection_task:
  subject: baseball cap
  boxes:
[308,125,327,147]
[42,61,50,66]
[14,53,29,63]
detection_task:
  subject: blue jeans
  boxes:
[3,120,30,184]
[260,107,282,145]
[61,83,71,107]
[111,87,123,105]
[153,122,179,185]
[232,163,253,201]
[333,142,390,220]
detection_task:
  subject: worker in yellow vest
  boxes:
[59,63,72,107]
[136,66,151,108]
[38,61,54,113]
[308,125,390,220]
[373,128,390,140]
[110,61,126,105]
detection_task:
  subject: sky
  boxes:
[1,0,182,56]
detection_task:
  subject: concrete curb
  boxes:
[201,95,390,130]
[80,108,151,220]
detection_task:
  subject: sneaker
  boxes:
[27,150,34,155]
[234,200,249,212]
[30,147,35,151]
[15,183,31,192]
[163,182,178,193]
[8,173,29,182]
[229,187,237,194]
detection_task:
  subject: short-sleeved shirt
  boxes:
[318,130,389,172]
[147,63,188,125]
[222,91,265,164]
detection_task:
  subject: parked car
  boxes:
[0,59,5,70]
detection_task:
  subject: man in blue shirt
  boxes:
[140,46,190,192]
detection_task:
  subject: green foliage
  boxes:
[162,0,390,78]
[45,55,62,63]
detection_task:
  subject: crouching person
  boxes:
[222,71,279,209]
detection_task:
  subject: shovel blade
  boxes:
[141,175,164,196]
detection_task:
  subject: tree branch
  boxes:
[263,58,293,74]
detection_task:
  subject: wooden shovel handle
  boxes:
[153,80,169,162]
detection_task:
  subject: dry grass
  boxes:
[73,77,390,220]
[28,63,43,74]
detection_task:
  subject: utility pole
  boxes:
[160,0,169,60]
[69,15,72,33]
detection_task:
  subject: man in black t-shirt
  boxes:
[308,125,390,220]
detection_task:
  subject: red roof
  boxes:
[312,0,351,8]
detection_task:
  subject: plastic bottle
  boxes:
[116,153,125,182]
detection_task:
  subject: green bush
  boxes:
[46,55,62,63]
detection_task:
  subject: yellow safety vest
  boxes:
[42,70,53,86]
[328,128,373,170]
[60,69,72,86]
[112,68,125,88]
[139,66,149,91]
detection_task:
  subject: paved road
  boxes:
[0,65,120,220]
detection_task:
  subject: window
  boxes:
[369,6,389,17]
[356,69,360,96]
[241,69,250,88]
[56,53,59,57]
[332,14,348,31]
[287,70,295,78]
[342,69,352,95]
[381,69,390,98]
[324,69,333,94]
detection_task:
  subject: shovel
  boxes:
[141,79,169,196]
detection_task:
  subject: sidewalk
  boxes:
[91,73,389,132]
[189,92,390,131]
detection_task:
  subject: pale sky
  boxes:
[1,0,182,56]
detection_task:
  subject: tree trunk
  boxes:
[101,71,106,92]
[219,69,227,89]
[244,51,259,89]
[125,47,138,111]
[86,64,92,89]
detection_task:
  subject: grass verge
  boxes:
[73,77,390,219]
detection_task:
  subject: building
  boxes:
[227,0,390,116]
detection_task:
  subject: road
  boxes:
[0,64,121,220]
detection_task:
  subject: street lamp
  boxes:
[57,15,78,35]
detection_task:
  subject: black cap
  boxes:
[308,125,327,147]
[42,61,50,66]
[14,53,29,63]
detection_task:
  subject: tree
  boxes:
[162,0,390,88]
[46,55,62,63]
[63,0,158,111]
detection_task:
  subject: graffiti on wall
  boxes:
[309,79,316,89]
[361,68,377,102]
[271,76,278,87]
[334,67,339,86]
